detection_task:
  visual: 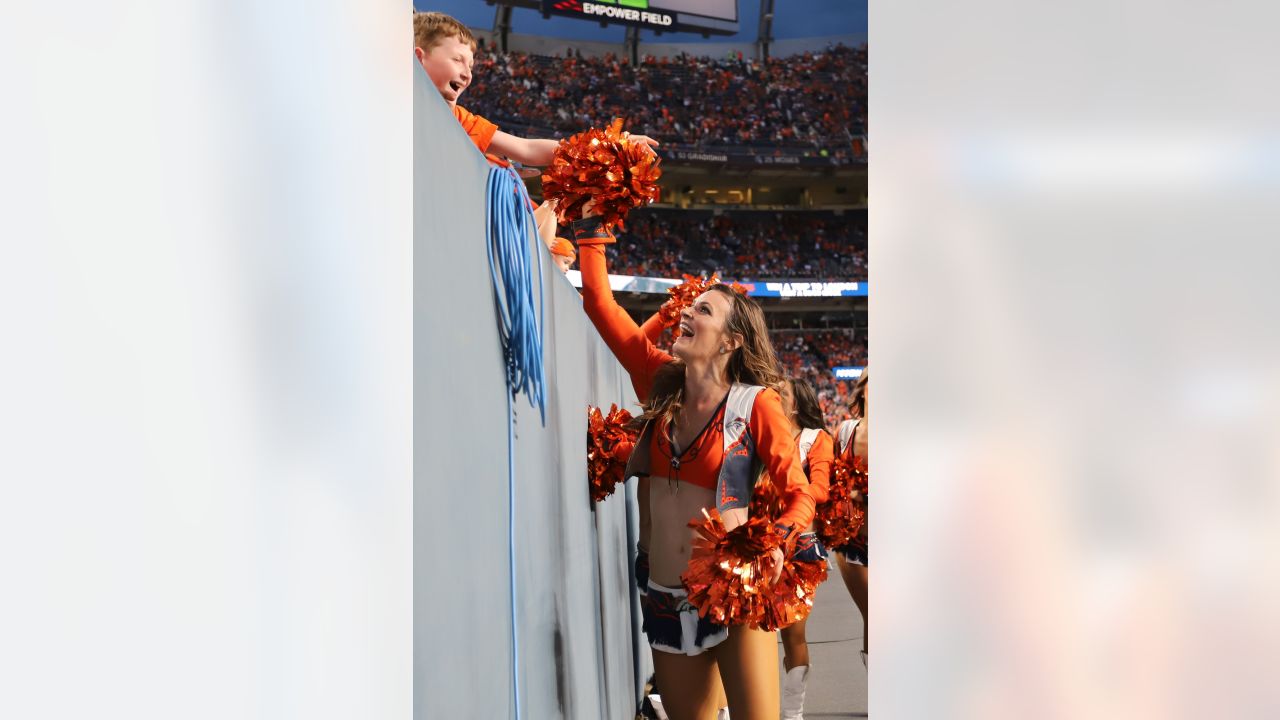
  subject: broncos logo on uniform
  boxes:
[726,436,751,459]
[718,432,755,508]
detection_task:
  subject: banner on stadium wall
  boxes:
[832,366,865,380]
[663,149,731,164]
[564,273,868,298]
[744,281,867,298]
[661,147,850,168]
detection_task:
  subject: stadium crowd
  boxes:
[466,44,867,163]
[611,209,866,281]
[771,329,867,428]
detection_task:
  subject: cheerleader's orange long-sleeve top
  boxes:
[803,430,834,505]
[643,308,832,507]
[578,241,816,532]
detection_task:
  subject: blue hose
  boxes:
[485,164,547,720]
[485,165,547,425]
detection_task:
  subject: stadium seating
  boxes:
[466,45,867,164]
[612,209,866,281]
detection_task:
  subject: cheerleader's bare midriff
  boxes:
[646,477,752,587]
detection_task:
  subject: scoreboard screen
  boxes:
[650,0,736,23]
[540,0,739,35]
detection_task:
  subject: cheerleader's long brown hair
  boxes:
[636,284,784,431]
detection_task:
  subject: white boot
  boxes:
[647,694,669,720]
[717,707,731,720]
[780,665,809,720]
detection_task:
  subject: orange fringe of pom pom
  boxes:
[681,480,824,630]
[761,548,828,631]
[681,508,781,628]
[815,455,868,549]
[587,403,637,502]
[749,481,828,630]
[541,118,662,232]
[658,274,751,335]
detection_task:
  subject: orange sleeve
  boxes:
[805,430,834,505]
[578,243,673,403]
[749,388,817,533]
[452,105,499,154]
[640,311,667,344]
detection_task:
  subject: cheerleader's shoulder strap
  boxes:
[797,427,821,469]
[715,383,765,514]
[837,418,860,456]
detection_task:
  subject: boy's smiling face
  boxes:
[417,35,474,107]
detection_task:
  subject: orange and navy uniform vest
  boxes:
[624,384,765,514]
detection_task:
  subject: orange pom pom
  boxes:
[681,508,780,628]
[541,118,662,232]
[815,455,867,549]
[587,403,637,502]
[683,477,828,630]
[658,274,750,335]
[760,549,828,631]
[745,480,827,630]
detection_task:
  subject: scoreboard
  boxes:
[537,0,739,35]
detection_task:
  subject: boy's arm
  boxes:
[489,131,560,167]
[490,130,659,167]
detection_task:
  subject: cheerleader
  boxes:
[777,377,834,720]
[573,207,818,720]
[832,369,869,668]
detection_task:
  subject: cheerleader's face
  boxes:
[673,291,735,362]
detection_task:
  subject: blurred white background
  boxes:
[875,1,1280,718]
[3,0,1279,717]
[0,2,411,718]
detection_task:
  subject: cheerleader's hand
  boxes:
[762,547,785,585]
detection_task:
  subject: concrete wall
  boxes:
[413,62,649,720]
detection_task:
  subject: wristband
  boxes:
[571,215,616,245]
[772,522,796,545]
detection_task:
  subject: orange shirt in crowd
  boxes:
[577,240,816,531]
